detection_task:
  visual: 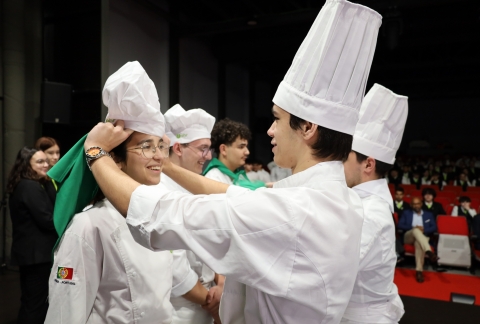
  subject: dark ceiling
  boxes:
[142,0,480,100]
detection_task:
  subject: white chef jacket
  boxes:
[341,179,404,324]
[160,174,214,324]
[126,161,364,324]
[256,169,271,183]
[204,168,233,185]
[45,200,178,324]
[205,167,247,324]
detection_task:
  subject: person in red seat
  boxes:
[428,172,446,190]
[454,173,474,191]
[422,188,446,218]
[394,187,411,217]
[398,197,438,283]
[452,196,477,230]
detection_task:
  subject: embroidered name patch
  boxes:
[176,133,188,139]
[57,267,74,280]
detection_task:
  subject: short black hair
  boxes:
[211,118,251,154]
[289,114,352,162]
[459,196,471,203]
[354,151,393,178]
[422,188,437,198]
[395,187,405,194]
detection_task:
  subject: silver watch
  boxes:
[85,146,112,170]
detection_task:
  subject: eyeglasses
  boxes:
[34,159,50,165]
[185,145,213,159]
[127,143,169,159]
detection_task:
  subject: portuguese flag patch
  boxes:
[57,267,74,280]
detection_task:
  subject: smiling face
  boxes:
[177,138,212,174]
[267,105,303,169]
[30,151,49,178]
[44,144,60,167]
[118,132,167,185]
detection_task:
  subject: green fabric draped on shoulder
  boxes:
[202,157,266,190]
[47,134,99,253]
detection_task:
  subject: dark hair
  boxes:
[6,147,44,193]
[289,115,352,162]
[395,187,405,194]
[354,151,393,178]
[34,136,60,151]
[422,188,437,198]
[91,134,133,205]
[459,196,471,203]
[211,118,251,154]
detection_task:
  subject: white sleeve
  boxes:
[454,180,458,186]
[126,185,299,297]
[452,206,459,216]
[469,209,477,217]
[171,250,200,298]
[45,232,100,323]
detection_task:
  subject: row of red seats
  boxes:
[393,214,479,263]
[388,184,480,195]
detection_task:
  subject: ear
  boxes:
[364,157,376,175]
[172,142,183,157]
[109,152,124,170]
[219,144,228,157]
[301,122,318,141]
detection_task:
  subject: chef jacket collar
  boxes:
[274,161,346,189]
[353,178,394,213]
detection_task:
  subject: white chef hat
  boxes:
[272,0,382,135]
[165,104,216,146]
[352,84,408,164]
[102,61,165,137]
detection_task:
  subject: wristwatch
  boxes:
[85,146,112,170]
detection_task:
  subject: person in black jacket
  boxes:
[394,187,411,217]
[6,147,57,324]
[422,188,446,218]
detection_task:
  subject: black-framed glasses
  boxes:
[185,145,213,159]
[127,143,169,159]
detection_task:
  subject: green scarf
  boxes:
[47,135,99,253]
[203,158,265,190]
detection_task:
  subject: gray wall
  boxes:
[179,38,218,117]
[107,0,170,117]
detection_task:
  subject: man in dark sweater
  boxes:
[394,187,411,217]
[422,188,446,218]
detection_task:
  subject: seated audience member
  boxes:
[394,187,410,217]
[441,166,452,184]
[401,165,411,184]
[421,170,430,185]
[244,158,260,182]
[452,196,477,230]
[398,197,438,283]
[252,159,271,183]
[422,188,446,217]
[454,173,473,191]
[268,161,292,182]
[388,169,402,186]
[428,172,446,190]
[409,171,423,189]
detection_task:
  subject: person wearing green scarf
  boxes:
[203,118,266,190]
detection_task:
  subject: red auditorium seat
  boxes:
[393,212,398,225]
[409,190,422,198]
[420,185,439,191]
[401,184,416,194]
[444,204,454,215]
[443,185,463,195]
[466,186,480,193]
[437,215,469,236]
[437,191,457,202]
[403,196,412,204]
